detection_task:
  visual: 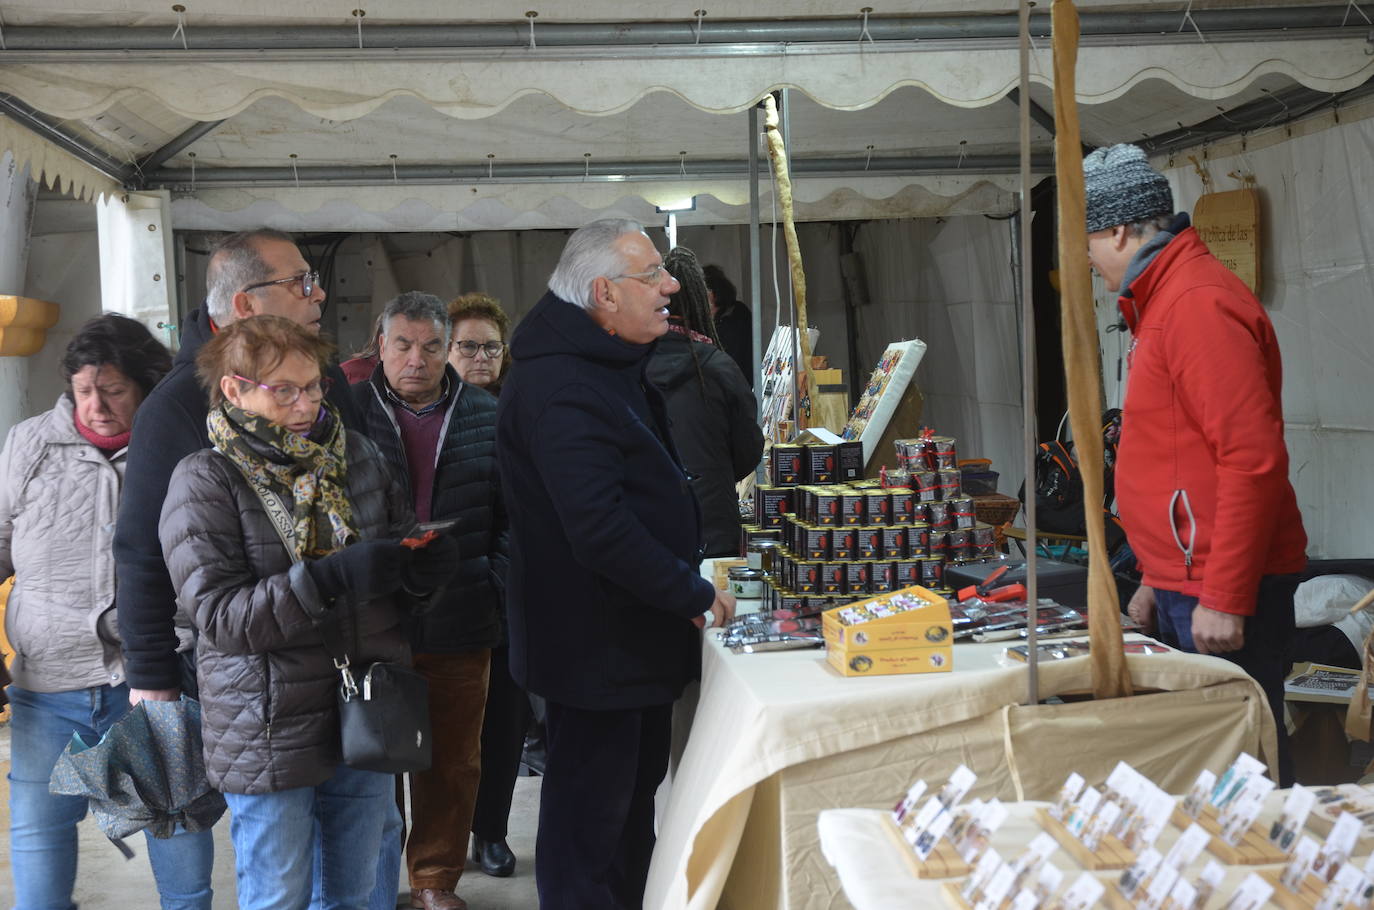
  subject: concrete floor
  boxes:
[0,724,543,909]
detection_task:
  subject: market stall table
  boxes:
[645,582,1277,910]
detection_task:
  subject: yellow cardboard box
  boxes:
[826,645,953,676]
[822,584,954,676]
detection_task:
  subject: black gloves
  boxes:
[306,540,405,604]
[401,533,461,595]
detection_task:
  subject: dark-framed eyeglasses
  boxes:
[241,270,321,299]
[608,264,673,286]
[452,340,506,359]
[233,374,332,407]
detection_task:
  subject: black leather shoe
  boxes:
[471,835,516,878]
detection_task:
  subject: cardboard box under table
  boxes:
[646,562,1281,910]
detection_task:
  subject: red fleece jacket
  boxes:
[1116,227,1307,615]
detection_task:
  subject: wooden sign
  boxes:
[1193,189,1262,296]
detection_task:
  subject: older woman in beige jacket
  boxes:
[1,313,214,910]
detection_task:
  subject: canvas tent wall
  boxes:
[1,2,1373,558]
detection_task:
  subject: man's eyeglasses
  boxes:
[233,374,332,407]
[241,270,321,299]
[608,264,674,287]
[452,340,506,359]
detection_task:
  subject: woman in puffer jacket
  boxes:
[159,315,458,910]
[1,313,216,910]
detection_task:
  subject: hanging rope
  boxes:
[352,9,365,50]
[487,153,495,179]
[1342,0,1372,27]
[763,93,814,431]
[389,153,398,184]
[583,152,591,180]
[0,7,7,51]
[172,4,189,51]
[1177,0,1207,43]
[1051,0,1133,701]
[188,151,197,191]
[693,9,706,45]
[957,139,967,169]
[859,7,875,45]
[526,11,538,49]
[289,153,299,188]
[679,151,687,176]
[864,144,874,171]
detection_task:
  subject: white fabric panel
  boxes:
[4,38,1370,122]
[95,190,178,333]
[1149,117,1374,559]
[0,119,121,205]
[165,177,1020,233]
[850,217,1024,492]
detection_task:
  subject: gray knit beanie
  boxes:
[1082,144,1174,233]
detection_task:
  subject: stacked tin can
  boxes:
[738,435,999,613]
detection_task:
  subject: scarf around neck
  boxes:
[207,401,358,559]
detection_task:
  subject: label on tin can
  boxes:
[894,559,922,587]
[845,562,873,596]
[913,471,940,503]
[865,491,892,526]
[870,560,896,593]
[888,488,915,524]
[841,492,867,526]
[812,489,842,526]
[807,445,837,484]
[949,496,976,529]
[908,522,931,559]
[919,557,944,586]
[970,523,996,559]
[832,527,858,561]
[837,441,864,481]
[795,561,821,595]
[946,528,971,562]
[803,526,833,561]
[858,526,883,560]
[821,562,846,595]
[927,500,951,530]
[755,485,795,528]
[769,444,807,486]
[881,526,908,559]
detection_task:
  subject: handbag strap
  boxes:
[217,448,361,698]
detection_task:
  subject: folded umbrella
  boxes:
[48,696,226,843]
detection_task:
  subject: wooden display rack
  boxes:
[1169,805,1287,865]
[1258,867,1324,910]
[879,815,971,880]
[939,881,979,910]
[1034,807,1137,870]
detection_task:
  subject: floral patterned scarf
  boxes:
[207,401,358,559]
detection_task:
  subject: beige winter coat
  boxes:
[0,395,128,692]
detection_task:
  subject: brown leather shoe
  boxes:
[410,889,468,910]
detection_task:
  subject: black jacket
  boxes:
[646,330,763,557]
[714,302,755,387]
[496,291,716,710]
[160,430,411,794]
[353,365,506,653]
[115,307,362,691]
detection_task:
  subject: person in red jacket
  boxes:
[1083,144,1306,783]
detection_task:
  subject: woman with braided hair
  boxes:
[647,246,764,556]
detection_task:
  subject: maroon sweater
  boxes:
[388,386,448,522]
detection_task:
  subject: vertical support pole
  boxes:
[1018,0,1041,705]
[97,189,178,347]
[0,151,40,440]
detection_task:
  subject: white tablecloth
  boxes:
[644,572,1278,910]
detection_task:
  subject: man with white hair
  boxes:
[1084,144,1306,782]
[496,218,735,908]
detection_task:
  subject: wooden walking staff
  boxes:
[763,93,815,426]
[1051,0,1133,699]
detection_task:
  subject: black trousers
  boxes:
[471,643,533,842]
[536,700,673,910]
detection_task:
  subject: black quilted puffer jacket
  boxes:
[159,429,413,795]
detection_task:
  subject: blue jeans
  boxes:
[1154,575,1298,785]
[6,684,215,910]
[225,764,393,910]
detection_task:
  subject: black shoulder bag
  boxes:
[231,460,432,774]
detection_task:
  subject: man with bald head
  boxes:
[496,218,735,908]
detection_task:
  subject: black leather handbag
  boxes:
[235,470,433,775]
[334,657,432,774]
